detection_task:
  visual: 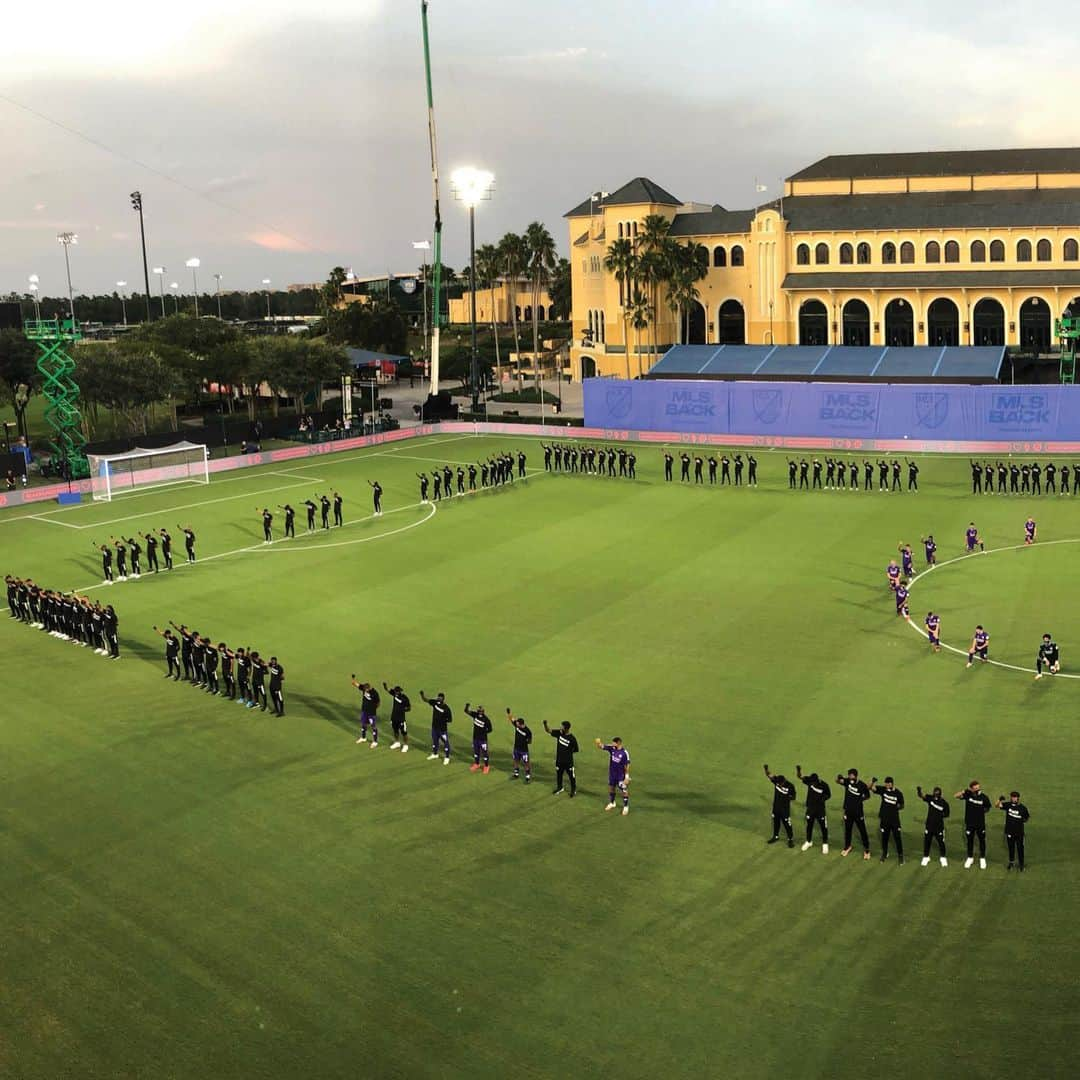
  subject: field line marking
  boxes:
[269,470,325,482]
[29,514,83,529]
[253,504,437,551]
[902,537,1080,679]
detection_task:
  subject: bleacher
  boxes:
[649,344,1005,383]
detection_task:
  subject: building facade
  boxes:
[447,279,555,326]
[567,150,1080,379]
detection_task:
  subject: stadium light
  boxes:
[117,281,128,326]
[130,191,153,321]
[28,274,40,320]
[262,278,272,321]
[213,273,222,319]
[169,281,180,316]
[57,232,78,332]
[153,267,167,317]
[186,257,201,317]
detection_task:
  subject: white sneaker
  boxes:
[940,857,948,867]
[442,757,450,766]
[390,741,401,750]
[822,844,829,854]
[964,857,973,869]
[621,806,629,816]
[920,856,930,866]
[801,841,812,851]
[356,736,366,744]
[401,745,409,753]
[369,741,378,750]
[979,858,987,870]
[427,753,438,760]
[604,802,616,812]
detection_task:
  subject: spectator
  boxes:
[5,469,15,491]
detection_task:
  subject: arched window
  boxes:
[798,300,829,345]
[713,245,727,267]
[1037,238,1052,262]
[971,239,986,263]
[599,310,605,342]
[1066,239,1079,262]
[730,245,744,267]
[925,240,941,263]
[588,310,594,339]
[900,241,915,264]
[717,299,745,344]
[617,222,623,239]
[796,243,810,265]
[524,305,532,321]
[856,242,871,264]
[944,240,959,263]
[882,241,896,264]
[839,242,853,264]
[989,239,1005,262]
[1017,239,1032,262]
[631,221,638,238]
[515,305,522,320]
[814,242,830,265]
[537,306,545,321]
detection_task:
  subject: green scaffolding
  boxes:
[1056,313,1080,385]
[25,318,89,477]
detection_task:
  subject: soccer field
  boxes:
[3,432,1078,1079]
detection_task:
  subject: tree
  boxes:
[628,289,652,378]
[638,214,672,361]
[89,341,182,435]
[0,330,38,439]
[475,242,503,388]
[547,257,571,321]
[666,242,709,344]
[498,232,528,388]
[321,267,348,314]
[604,238,637,379]
[525,221,557,390]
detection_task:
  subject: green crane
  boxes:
[420,0,443,397]
[1055,309,1080,384]
[25,317,88,478]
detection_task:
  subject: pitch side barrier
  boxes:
[581,378,1080,454]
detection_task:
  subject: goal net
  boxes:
[87,441,210,501]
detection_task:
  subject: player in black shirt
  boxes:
[836,768,872,859]
[541,443,552,471]
[720,455,731,485]
[319,494,331,528]
[431,471,442,500]
[142,532,160,573]
[906,460,919,491]
[178,525,196,563]
[171,622,194,681]
[1035,633,1059,678]
[250,652,268,711]
[112,538,127,580]
[878,459,888,491]
[970,459,982,494]
[812,458,822,489]
[468,464,477,491]
[709,456,718,484]
[418,473,430,502]
[235,647,251,706]
[693,455,703,484]
[996,791,1030,871]
[763,765,796,847]
[203,638,220,694]
[786,459,797,489]
[796,765,831,853]
[507,708,532,782]
[663,452,674,481]
[956,780,993,868]
[421,690,452,763]
[369,480,383,516]
[154,626,181,679]
[543,719,579,796]
[517,451,526,479]
[916,785,950,867]
[103,605,119,658]
[679,452,691,482]
[383,682,411,752]
[333,491,343,526]
[122,536,141,578]
[825,457,835,489]
[748,454,758,487]
[268,657,285,715]
[869,776,905,863]
[99,543,114,583]
[261,508,273,543]
[279,504,296,538]
[220,644,236,699]
[304,499,317,531]
[734,454,744,486]
[464,703,493,773]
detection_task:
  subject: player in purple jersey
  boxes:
[966,625,989,668]
[464,703,493,774]
[921,534,937,566]
[886,560,901,592]
[506,708,533,782]
[898,542,915,578]
[1024,517,1037,545]
[925,612,941,652]
[894,581,910,619]
[965,523,983,553]
[596,737,631,814]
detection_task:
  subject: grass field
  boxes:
[3,432,1078,1079]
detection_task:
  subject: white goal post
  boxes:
[88,441,210,501]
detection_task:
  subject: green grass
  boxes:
[2,435,1078,1079]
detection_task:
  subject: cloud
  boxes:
[204,173,257,195]
[248,231,310,253]
[504,46,594,63]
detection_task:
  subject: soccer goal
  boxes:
[88,441,210,501]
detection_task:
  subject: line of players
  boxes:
[97,526,196,583]
[418,452,526,502]
[969,458,1080,494]
[542,443,637,478]
[888,519,1060,677]
[6,575,120,657]
[153,621,285,715]
[764,766,1031,871]
[787,456,919,491]
[348,681,632,813]
[664,450,757,485]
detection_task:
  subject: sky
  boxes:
[2,0,1078,297]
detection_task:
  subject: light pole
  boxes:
[28,275,40,321]
[413,240,431,381]
[130,191,153,321]
[153,267,167,317]
[117,281,128,326]
[57,232,78,332]
[186,257,201,317]
[170,282,180,315]
[450,166,495,414]
[262,278,272,322]
[213,273,223,319]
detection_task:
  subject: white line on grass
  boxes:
[253,503,437,551]
[902,537,1080,679]
[29,514,83,529]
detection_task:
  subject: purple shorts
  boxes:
[513,749,529,763]
[609,772,626,787]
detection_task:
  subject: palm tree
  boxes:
[666,243,709,344]
[524,221,557,391]
[629,289,652,377]
[638,214,672,360]
[475,243,502,390]
[604,238,637,379]
[498,232,528,388]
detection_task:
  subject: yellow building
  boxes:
[447,278,555,326]
[567,150,1080,378]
